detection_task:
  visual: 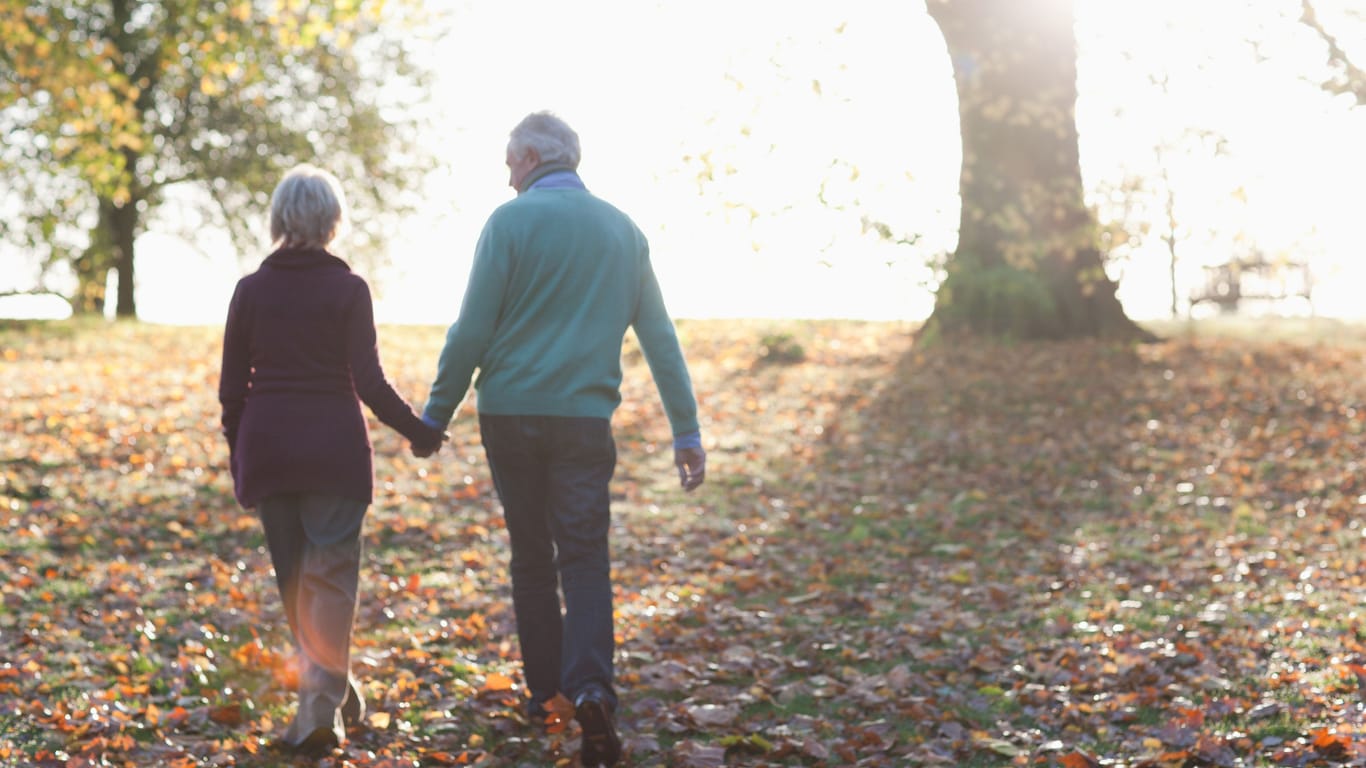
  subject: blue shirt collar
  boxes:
[520,164,587,193]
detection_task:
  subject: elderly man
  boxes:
[421,111,705,767]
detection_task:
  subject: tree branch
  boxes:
[0,288,68,300]
[1301,0,1366,104]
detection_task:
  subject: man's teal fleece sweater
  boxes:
[422,179,699,438]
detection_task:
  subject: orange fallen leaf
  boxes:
[208,704,243,726]
[481,672,514,693]
[1154,751,1191,768]
[1312,728,1351,755]
[1058,752,1099,768]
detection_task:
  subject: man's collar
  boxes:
[518,163,584,194]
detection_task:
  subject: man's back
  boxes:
[424,186,698,437]
[476,188,645,412]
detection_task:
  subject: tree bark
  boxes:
[108,0,139,319]
[70,195,139,317]
[72,201,115,315]
[71,256,107,315]
[924,0,1152,340]
[110,197,137,318]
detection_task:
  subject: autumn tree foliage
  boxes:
[923,0,1152,340]
[0,0,432,317]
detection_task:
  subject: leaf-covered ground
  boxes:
[4,317,1366,767]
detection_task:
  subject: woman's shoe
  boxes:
[341,677,365,727]
[292,726,341,756]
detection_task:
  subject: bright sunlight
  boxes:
[4,0,1363,324]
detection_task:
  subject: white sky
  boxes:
[3,0,1364,324]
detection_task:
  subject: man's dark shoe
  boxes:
[574,690,621,767]
[526,697,549,722]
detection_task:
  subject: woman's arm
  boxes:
[218,281,251,452]
[344,278,443,450]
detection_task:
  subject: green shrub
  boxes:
[755,332,805,365]
[932,263,1056,338]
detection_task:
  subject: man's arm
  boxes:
[423,223,510,426]
[631,247,705,490]
[633,254,699,434]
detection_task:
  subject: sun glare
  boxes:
[4,1,1363,324]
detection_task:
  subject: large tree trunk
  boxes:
[110,196,137,318]
[107,0,138,319]
[925,0,1151,340]
[71,253,108,316]
[70,195,138,318]
[72,201,115,316]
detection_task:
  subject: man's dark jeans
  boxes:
[479,414,618,712]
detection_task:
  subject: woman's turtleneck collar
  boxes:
[263,246,350,271]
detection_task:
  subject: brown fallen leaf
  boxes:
[207,704,243,727]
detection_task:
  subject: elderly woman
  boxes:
[219,164,444,754]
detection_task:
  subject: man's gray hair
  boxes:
[509,111,581,169]
[270,164,347,249]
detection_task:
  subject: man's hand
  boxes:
[411,430,449,459]
[674,445,706,492]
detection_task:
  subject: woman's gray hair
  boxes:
[269,164,347,249]
[508,111,581,168]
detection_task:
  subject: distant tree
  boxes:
[923,0,1152,339]
[1095,116,1230,321]
[1300,0,1366,104]
[0,1,432,317]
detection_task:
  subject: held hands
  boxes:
[411,413,448,459]
[674,445,706,492]
[411,428,449,459]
